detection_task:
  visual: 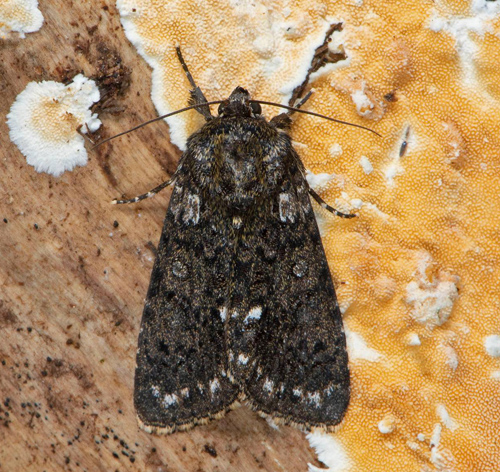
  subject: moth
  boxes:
[111,45,365,434]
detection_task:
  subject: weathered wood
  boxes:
[0,1,322,470]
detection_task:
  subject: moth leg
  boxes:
[308,188,356,218]
[176,47,213,121]
[112,178,174,205]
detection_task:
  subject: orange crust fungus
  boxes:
[116,0,500,470]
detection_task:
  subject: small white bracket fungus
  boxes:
[0,0,43,39]
[7,74,101,177]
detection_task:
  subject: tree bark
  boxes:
[0,1,320,470]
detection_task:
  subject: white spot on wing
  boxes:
[172,260,188,278]
[210,378,220,394]
[263,378,274,393]
[244,306,262,323]
[238,354,249,365]
[307,392,322,408]
[183,193,200,224]
[162,393,178,408]
[324,384,336,396]
[293,388,303,398]
[151,385,160,398]
[266,417,280,430]
[180,388,190,398]
[232,215,242,228]
[279,192,295,223]
[219,307,227,322]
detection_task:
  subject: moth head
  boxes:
[218,87,262,118]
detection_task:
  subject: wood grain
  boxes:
[0,1,323,470]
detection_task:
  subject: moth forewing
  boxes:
[113,47,352,434]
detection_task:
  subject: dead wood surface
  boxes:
[0,1,323,471]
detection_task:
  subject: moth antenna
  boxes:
[92,100,225,149]
[250,99,381,137]
[176,46,213,120]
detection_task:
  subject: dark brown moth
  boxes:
[112,35,362,434]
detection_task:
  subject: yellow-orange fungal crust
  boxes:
[117,0,500,469]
